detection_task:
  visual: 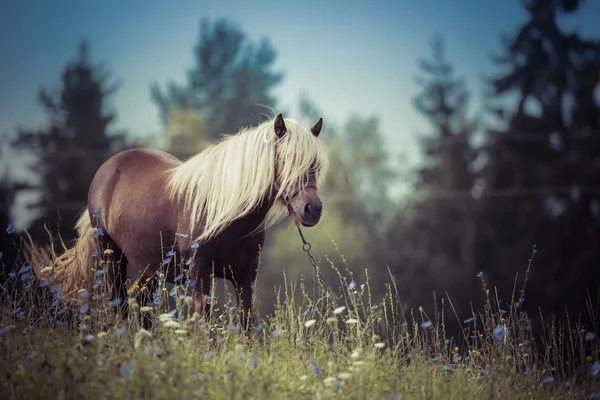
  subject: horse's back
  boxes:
[88,149,182,257]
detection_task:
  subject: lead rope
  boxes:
[294,223,338,298]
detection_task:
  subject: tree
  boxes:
[477,0,600,320]
[151,18,283,158]
[12,41,131,244]
[385,34,479,317]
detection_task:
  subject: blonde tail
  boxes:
[25,210,98,301]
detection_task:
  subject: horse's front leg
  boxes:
[189,257,211,322]
[233,257,259,332]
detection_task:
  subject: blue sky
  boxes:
[1,0,599,225]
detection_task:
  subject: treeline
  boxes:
[1,0,599,336]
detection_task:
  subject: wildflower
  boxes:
[499,309,506,315]
[175,329,188,335]
[121,363,134,374]
[115,327,127,337]
[92,294,102,300]
[333,306,346,315]
[348,280,356,290]
[164,321,180,329]
[190,242,199,249]
[110,297,123,307]
[339,372,351,379]
[442,364,452,371]
[200,374,211,381]
[387,395,401,400]
[493,325,506,340]
[374,342,385,349]
[591,361,600,376]
[304,319,317,328]
[174,274,184,282]
[248,358,260,367]
[8,272,16,279]
[19,265,31,274]
[332,381,342,389]
[39,281,49,287]
[228,324,238,331]
[166,250,176,257]
[185,258,192,266]
[477,271,483,277]
[313,366,321,375]
[588,393,600,399]
[103,249,114,255]
[543,376,554,384]
[92,249,99,257]
[80,289,89,299]
[140,306,153,312]
[421,321,433,329]
[477,369,488,375]
[6,222,14,234]
[351,351,360,359]
[176,233,188,238]
[162,257,172,264]
[586,332,595,341]
[453,355,462,362]
[463,317,474,324]
[80,304,90,314]
[94,208,101,214]
[505,355,512,361]
[523,325,531,331]
[346,318,359,324]
[205,351,215,360]
[273,329,282,337]
[254,323,263,332]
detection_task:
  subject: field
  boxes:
[1,245,600,400]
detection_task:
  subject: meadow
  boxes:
[1,240,599,400]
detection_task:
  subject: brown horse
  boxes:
[27,114,329,329]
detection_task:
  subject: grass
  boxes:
[1,235,600,400]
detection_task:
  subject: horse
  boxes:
[26,113,329,330]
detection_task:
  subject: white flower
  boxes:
[333,306,346,315]
[374,342,386,348]
[299,375,307,381]
[346,318,359,324]
[351,351,360,359]
[159,313,174,322]
[163,320,180,328]
[304,319,317,328]
[97,332,108,338]
[175,329,188,335]
[338,372,352,379]
[103,249,114,255]
[140,306,153,312]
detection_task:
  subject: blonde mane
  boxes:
[166,117,329,243]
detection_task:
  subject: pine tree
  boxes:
[151,18,283,159]
[12,41,131,243]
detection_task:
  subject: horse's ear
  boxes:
[310,117,323,137]
[274,113,287,139]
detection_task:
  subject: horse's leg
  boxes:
[189,257,211,322]
[232,257,259,332]
[103,237,129,322]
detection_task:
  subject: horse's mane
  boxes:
[166,117,329,243]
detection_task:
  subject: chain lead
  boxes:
[295,224,336,297]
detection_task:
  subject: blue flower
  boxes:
[95,270,105,276]
[50,285,60,293]
[543,376,554,384]
[187,279,196,288]
[332,381,341,389]
[115,327,127,337]
[205,351,215,360]
[463,317,474,324]
[185,258,192,266]
[477,369,488,375]
[228,324,238,331]
[313,366,321,375]
[585,332,595,341]
[248,358,260,367]
[110,297,123,307]
[175,233,188,238]
[92,294,102,300]
[190,242,199,249]
[6,223,15,234]
[591,361,600,376]
[166,250,176,257]
[174,274,184,282]
[0,252,3,259]
[273,329,282,337]
[57,307,66,315]
[588,393,600,399]
[387,395,401,400]
[421,321,433,329]
[499,309,506,315]
[80,290,89,299]
[477,271,483,278]
[92,249,99,257]
[39,281,49,287]
[348,280,356,290]
[493,325,506,340]
[80,304,89,314]
[442,364,452,371]
[8,272,16,279]
[254,323,264,332]
[93,280,102,289]
[18,265,31,274]
[120,363,134,374]
[162,257,172,264]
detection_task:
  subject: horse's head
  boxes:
[272,113,328,227]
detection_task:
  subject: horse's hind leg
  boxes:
[103,237,129,322]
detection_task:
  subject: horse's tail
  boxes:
[25,210,97,300]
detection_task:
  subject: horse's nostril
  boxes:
[304,203,323,218]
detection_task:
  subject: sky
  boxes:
[1,0,599,226]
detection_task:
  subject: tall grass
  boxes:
[1,234,599,400]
